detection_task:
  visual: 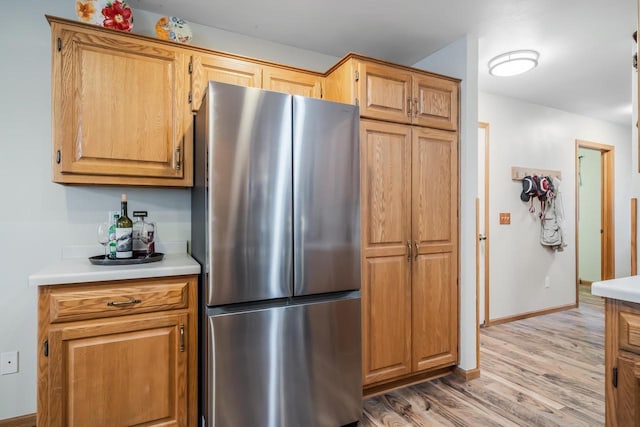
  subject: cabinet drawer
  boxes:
[48,279,190,323]
[619,311,640,353]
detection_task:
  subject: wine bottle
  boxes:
[108,211,119,259]
[115,194,133,259]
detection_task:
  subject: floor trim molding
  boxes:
[0,414,36,427]
[489,303,577,327]
[454,366,480,381]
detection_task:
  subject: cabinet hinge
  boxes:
[56,150,61,164]
[188,61,193,74]
[354,70,359,81]
[179,324,185,352]
[320,86,323,99]
[57,38,61,52]
[355,98,359,107]
[188,92,192,104]
[43,340,49,357]
[613,367,618,388]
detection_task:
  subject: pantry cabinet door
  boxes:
[52,25,190,185]
[356,61,412,124]
[411,127,458,372]
[412,74,458,131]
[360,120,412,385]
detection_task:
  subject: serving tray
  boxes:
[89,253,164,266]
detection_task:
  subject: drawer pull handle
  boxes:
[107,299,142,307]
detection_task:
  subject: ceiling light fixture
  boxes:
[488,50,539,77]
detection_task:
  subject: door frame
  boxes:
[477,122,491,329]
[575,139,614,303]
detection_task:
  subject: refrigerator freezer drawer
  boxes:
[207,295,362,427]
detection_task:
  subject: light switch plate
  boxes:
[1,351,18,375]
[499,213,511,224]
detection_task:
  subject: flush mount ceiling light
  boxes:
[488,50,540,77]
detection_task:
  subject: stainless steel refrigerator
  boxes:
[191,81,362,427]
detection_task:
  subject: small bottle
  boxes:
[132,211,148,256]
[115,194,133,259]
[108,211,120,259]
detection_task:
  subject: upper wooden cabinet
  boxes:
[49,17,192,186]
[189,56,324,112]
[262,66,323,99]
[325,56,459,131]
[190,54,262,112]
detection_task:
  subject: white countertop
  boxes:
[29,241,201,287]
[592,275,640,304]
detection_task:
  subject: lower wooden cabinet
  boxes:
[605,299,640,426]
[37,275,197,427]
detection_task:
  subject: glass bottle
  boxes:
[132,211,148,257]
[115,194,133,259]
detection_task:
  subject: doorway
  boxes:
[477,122,490,328]
[575,140,614,304]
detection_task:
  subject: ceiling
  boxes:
[130,0,636,125]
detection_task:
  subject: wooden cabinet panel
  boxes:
[38,275,198,427]
[48,278,190,323]
[191,54,262,111]
[362,256,411,385]
[357,62,412,123]
[360,120,411,258]
[619,311,640,354]
[47,314,187,427]
[51,22,191,186]
[412,253,457,372]
[412,127,458,253]
[616,353,640,425]
[413,74,458,130]
[262,67,323,98]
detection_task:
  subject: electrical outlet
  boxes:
[1,351,18,375]
[544,276,550,288]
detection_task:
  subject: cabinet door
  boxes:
[262,67,323,98]
[356,61,412,124]
[46,313,189,427]
[411,127,458,372]
[413,75,458,131]
[52,25,190,185]
[360,120,412,385]
[616,354,640,426]
[190,54,262,112]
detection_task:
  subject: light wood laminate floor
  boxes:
[360,286,604,426]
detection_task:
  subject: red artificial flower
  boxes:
[102,1,133,32]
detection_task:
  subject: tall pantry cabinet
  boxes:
[326,55,459,393]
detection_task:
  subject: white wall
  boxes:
[413,35,479,371]
[479,92,632,321]
[578,147,602,283]
[0,1,337,419]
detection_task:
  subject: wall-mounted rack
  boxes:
[511,166,562,181]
